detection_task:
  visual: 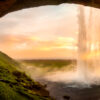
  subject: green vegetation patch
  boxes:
[0,51,53,100]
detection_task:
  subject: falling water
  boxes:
[77,5,88,83]
[77,5,100,84]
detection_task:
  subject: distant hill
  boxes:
[0,51,52,100]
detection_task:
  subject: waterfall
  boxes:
[77,5,100,84]
[77,5,88,82]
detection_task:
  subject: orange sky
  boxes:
[0,34,77,59]
[0,4,100,59]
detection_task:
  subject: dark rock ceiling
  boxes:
[0,0,100,17]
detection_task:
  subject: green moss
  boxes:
[0,51,53,100]
[0,82,28,100]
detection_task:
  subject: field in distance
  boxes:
[21,59,76,69]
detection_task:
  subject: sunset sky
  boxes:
[0,3,100,59]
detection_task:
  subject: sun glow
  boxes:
[81,42,100,60]
[82,51,100,60]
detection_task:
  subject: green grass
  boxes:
[0,51,53,100]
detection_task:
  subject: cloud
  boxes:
[0,4,79,59]
[0,4,78,38]
[0,33,77,59]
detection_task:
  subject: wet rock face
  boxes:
[0,0,100,17]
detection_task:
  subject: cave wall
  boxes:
[0,0,100,17]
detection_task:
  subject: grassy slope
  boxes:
[0,51,52,100]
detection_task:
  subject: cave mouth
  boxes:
[1,3,100,83]
[1,2,100,100]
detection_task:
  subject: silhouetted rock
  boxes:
[63,95,70,100]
